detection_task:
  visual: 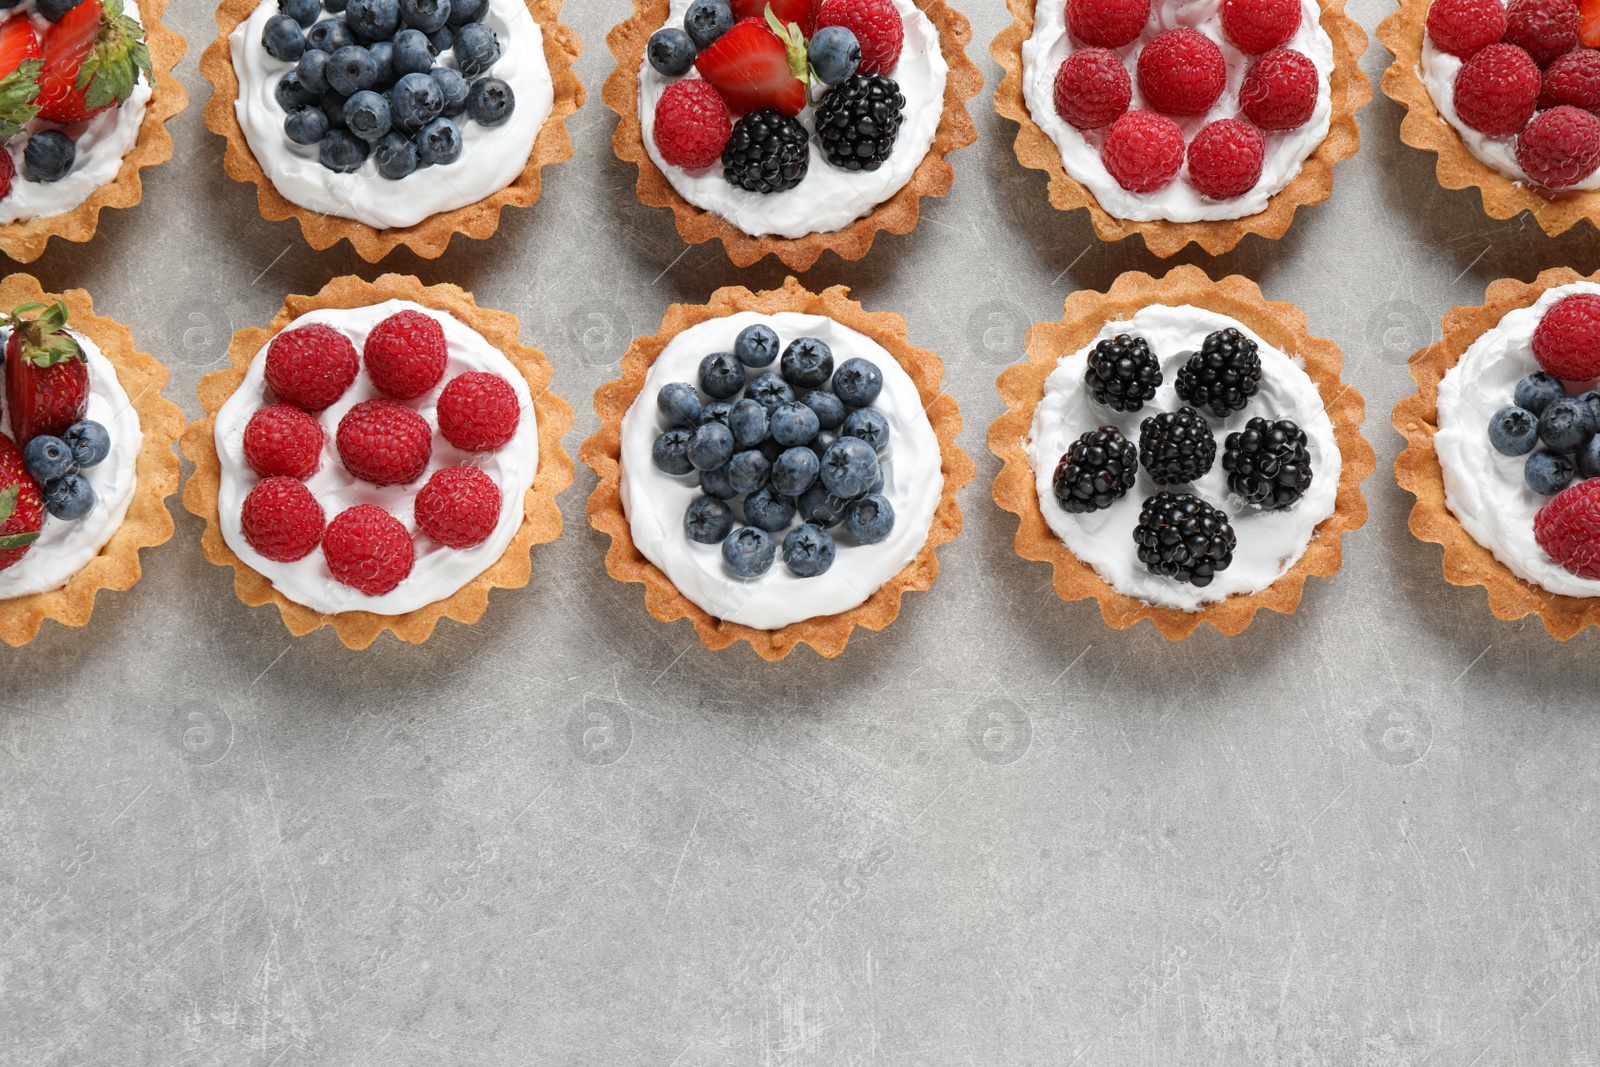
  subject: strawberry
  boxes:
[34,0,151,126]
[3,301,88,447]
[0,432,43,572]
[694,16,808,117]
[731,0,818,35]
[1584,0,1600,45]
[0,18,42,140]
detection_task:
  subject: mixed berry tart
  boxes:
[582,276,972,659]
[605,0,982,270]
[1395,268,1600,637]
[0,275,182,647]
[993,0,1369,256]
[990,265,1373,638]
[201,0,583,261]
[180,274,573,649]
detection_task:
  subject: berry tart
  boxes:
[605,0,982,270]
[1394,268,1600,637]
[990,265,1372,637]
[1382,0,1600,234]
[180,274,573,648]
[201,0,584,262]
[0,275,182,646]
[582,276,972,659]
[0,0,185,263]
[993,0,1369,256]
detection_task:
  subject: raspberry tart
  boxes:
[990,265,1372,638]
[0,275,182,647]
[181,274,573,648]
[201,0,583,261]
[605,0,982,270]
[582,276,972,659]
[993,0,1369,256]
[1395,268,1600,637]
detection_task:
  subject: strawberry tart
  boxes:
[181,275,573,648]
[994,0,1369,255]
[605,0,981,270]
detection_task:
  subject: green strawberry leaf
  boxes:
[0,484,16,525]
[0,61,41,141]
[7,300,83,367]
[0,530,39,550]
[76,0,152,112]
[765,5,810,86]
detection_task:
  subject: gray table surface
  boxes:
[6,0,1600,1063]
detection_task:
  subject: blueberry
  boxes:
[415,115,463,163]
[23,131,74,182]
[1580,390,1600,425]
[431,66,469,115]
[1581,435,1600,479]
[36,0,85,20]
[783,523,836,577]
[865,464,885,495]
[296,47,332,92]
[743,486,796,532]
[781,337,834,388]
[342,89,391,139]
[466,76,514,126]
[42,474,94,521]
[325,0,348,11]
[285,104,331,144]
[345,0,400,41]
[758,438,784,463]
[652,427,695,475]
[684,0,734,49]
[367,39,396,86]
[389,70,444,131]
[326,45,378,94]
[1526,449,1575,495]
[281,0,320,27]
[23,435,73,483]
[446,0,485,24]
[318,128,370,171]
[391,28,434,74]
[722,526,776,578]
[797,482,849,526]
[799,389,845,430]
[832,357,883,407]
[700,464,737,498]
[734,323,780,367]
[276,70,319,109]
[685,495,734,544]
[808,25,860,85]
[842,406,889,454]
[308,18,355,53]
[809,428,839,458]
[61,421,110,469]
[745,371,793,413]
[648,27,697,77]
[769,401,820,448]
[845,493,895,543]
[1539,396,1595,453]
[1515,371,1567,415]
[400,0,450,31]
[771,446,819,497]
[453,21,500,76]
[728,398,768,447]
[688,421,735,471]
[699,402,734,428]
[373,130,417,177]
[428,24,454,52]
[699,352,745,400]
[657,381,702,428]
[263,13,307,61]
[320,88,349,128]
[820,436,879,498]
[727,449,771,494]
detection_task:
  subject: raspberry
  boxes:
[242,402,325,479]
[1101,109,1186,192]
[0,152,14,202]
[414,466,502,549]
[1066,0,1151,48]
[322,504,414,596]
[653,79,732,170]
[1186,118,1265,199]
[436,371,521,452]
[240,476,325,563]
[1516,103,1600,185]
[1239,47,1320,129]
[1453,42,1541,134]
[1504,0,1580,65]
[1535,480,1600,577]
[1539,45,1600,107]
[815,0,903,74]
[1220,0,1301,53]
[1426,0,1508,55]
[1136,29,1227,116]
[264,323,360,411]
[1053,47,1131,129]
[1533,292,1600,378]
[335,398,432,486]
[363,310,448,401]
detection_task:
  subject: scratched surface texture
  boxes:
[5,0,1600,1063]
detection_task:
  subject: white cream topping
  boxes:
[213,299,538,617]
[1020,0,1335,222]
[230,0,555,229]
[0,331,143,599]
[1025,304,1340,611]
[636,0,948,239]
[618,311,943,630]
[1435,281,1600,596]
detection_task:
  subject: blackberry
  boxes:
[1173,328,1262,418]
[1085,334,1162,412]
[1133,491,1236,586]
[723,110,810,193]
[1052,426,1138,514]
[1222,416,1314,511]
[814,72,905,172]
[1138,406,1216,485]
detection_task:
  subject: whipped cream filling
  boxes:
[1435,281,1600,597]
[1020,0,1335,222]
[230,0,555,229]
[1025,304,1340,611]
[618,311,943,630]
[636,0,948,239]
[0,331,143,599]
[213,299,539,617]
